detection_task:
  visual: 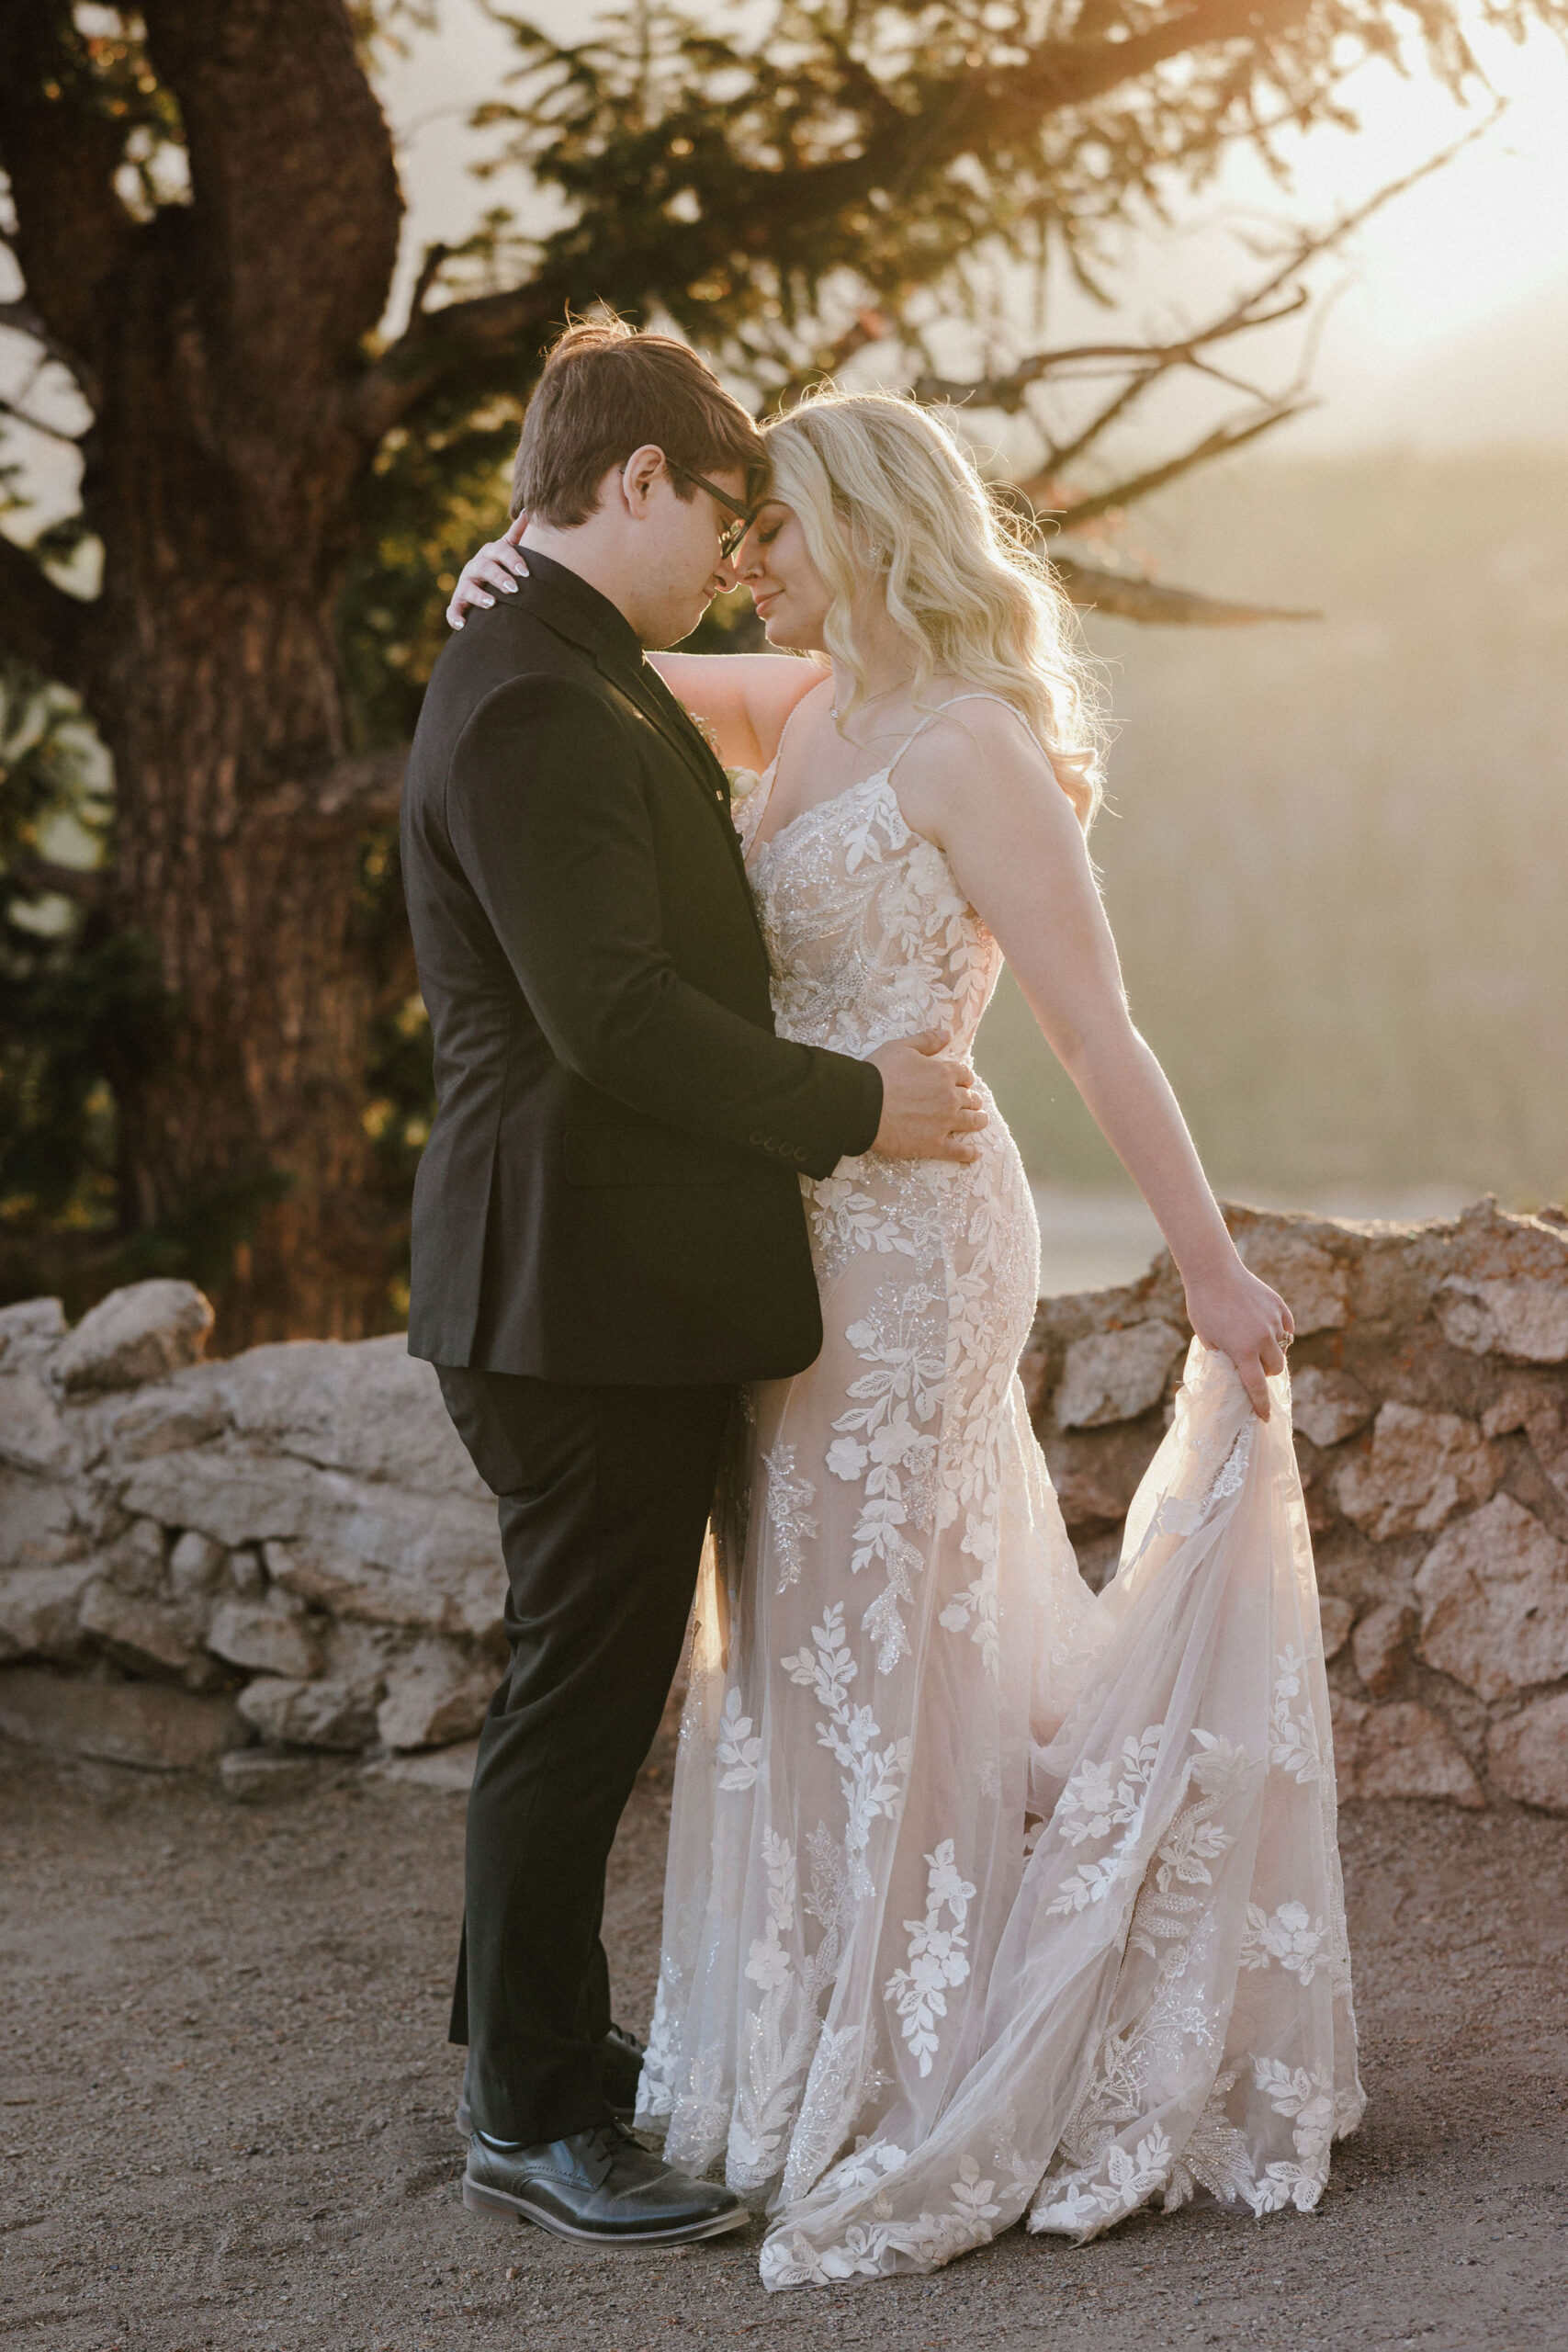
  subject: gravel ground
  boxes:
[4,1715,1566,2352]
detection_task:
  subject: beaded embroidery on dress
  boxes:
[637,699,1361,2285]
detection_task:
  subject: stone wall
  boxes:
[1021,1198,1568,1814]
[2,1197,1566,1812]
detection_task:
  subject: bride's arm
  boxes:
[900,707,1291,1420]
[445,521,821,769]
[648,651,821,772]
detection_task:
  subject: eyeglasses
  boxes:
[667,462,757,562]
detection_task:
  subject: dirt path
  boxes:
[4,1722,1566,2352]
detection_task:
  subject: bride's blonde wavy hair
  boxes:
[761,387,1106,828]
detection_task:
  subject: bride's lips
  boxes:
[752,590,779,617]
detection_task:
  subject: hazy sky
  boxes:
[2,0,1562,530]
[379,1,1568,452]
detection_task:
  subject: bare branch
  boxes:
[406,241,452,324]
[0,390,84,448]
[0,296,87,390]
[0,530,94,685]
[911,295,1309,413]
[354,277,570,443]
[1032,401,1307,531]
[764,309,894,415]
[1051,554,1317,628]
[250,745,407,830]
[5,853,107,906]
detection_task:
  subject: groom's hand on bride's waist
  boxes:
[868,1032,987,1164]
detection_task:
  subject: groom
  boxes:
[401,317,981,2245]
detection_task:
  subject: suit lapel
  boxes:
[613,661,757,888]
[512,570,762,912]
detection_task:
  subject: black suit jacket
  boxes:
[400,551,883,1384]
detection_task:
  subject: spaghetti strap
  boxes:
[884,690,1040,785]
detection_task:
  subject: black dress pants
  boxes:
[435,1366,733,2146]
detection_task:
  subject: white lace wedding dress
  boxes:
[637,701,1363,2287]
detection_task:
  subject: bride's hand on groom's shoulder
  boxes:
[1183,1262,1292,1422]
[868,1032,988,1166]
[447,512,529,628]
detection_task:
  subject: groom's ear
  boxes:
[619,445,669,519]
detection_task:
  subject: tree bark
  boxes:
[0,0,410,1345]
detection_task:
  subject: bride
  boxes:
[448,388,1362,2287]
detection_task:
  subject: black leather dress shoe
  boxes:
[463,2119,748,2245]
[455,2024,645,2139]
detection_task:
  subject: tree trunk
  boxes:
[96,588,398,1347]
[67,8,409,1349]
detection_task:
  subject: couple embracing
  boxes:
[401,316,1360,2290]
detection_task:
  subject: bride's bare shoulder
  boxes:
[896,693,1062,829]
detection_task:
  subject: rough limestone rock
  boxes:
[1045,1425,1165,1531]
[377,1645,496,1752]
[1053,1321,1185,1430]
[0,1561,97,1659]
[118,1446,502,1633]
[51,1280,214,1394]
[1438,1278,1568,1364]
[1416,1494,1568,1702]
[226,1544,268,1598]
[1334,1401,1498,1543]
[1351,1600,1416,1697]
[0,1296,67,1374]
[260,1532,502,1642]
[98,1515,167,1596]
[1291,1368,1376,1452]
[367,1738,479,1793]
[1333,1694,1484,1807]
[0,1466,78,1569]
[92,1382,229,1464]
[1235,1227,1349,1335]
[167,1529,227,1598]
[1486,1692,1568,1814]
[236,1673,382,1751]
[220,1749,320,1804]
[211,1334,488,1498]
[2,1199,1564,1802]
[0,1369,77,1476]
[0,1666,243,1770]
[1317,1595,1356,1662]
[1478,1387,1568,1505]
[77,1578,215,1684]
[206,1597,321,1681]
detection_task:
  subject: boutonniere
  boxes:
[682,701,761,805]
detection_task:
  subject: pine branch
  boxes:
[5,852,107,906]
[1032,401,1307,531]
[1051,554,1317,626]
[354,277,571,443]
[0,532,94,686]
[250,746,408,829]
[910,297,1308,414]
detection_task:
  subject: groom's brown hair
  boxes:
[512,313,765,526]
